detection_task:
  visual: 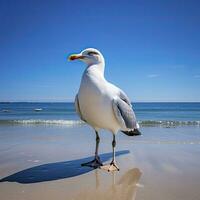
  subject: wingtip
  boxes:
[121,129,142,136]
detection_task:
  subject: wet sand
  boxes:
[0,125,200,200]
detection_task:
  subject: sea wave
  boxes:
[0,119,199,127]
[138,120,200,127]
[0,119,85,126]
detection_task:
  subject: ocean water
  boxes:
[0,102,200,127]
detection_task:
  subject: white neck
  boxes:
[84,60,105,79]
[88,62,104,73]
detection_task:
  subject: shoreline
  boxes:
[0,119,199,127]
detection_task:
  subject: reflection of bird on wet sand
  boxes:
[73,168,142,200]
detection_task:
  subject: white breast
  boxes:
[78,68,120,133]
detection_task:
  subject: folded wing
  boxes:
[112,90,140,136]
[75,94,86,122]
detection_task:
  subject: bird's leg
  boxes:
[109,134,120,171]
[81,131,103,168]
[92,131,102,165]
[101,134,120,172]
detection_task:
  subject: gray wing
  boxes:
[108,82,132,106]
[112,95,137,130]
[119,90,132,106]
[75,94,86,122]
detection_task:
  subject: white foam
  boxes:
[0,119,200,127]
[12,119,85,126]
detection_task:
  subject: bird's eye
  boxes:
[88,51,99,56]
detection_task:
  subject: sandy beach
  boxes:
[0,124,200,200]
[1,0,200,198]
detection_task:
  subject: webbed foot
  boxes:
[81,156,103,168]
[100,161,120,172]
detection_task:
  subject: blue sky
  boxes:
[0,0,200,102]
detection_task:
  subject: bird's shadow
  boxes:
[0,150,129,184]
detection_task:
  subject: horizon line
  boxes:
[0,101,200,103]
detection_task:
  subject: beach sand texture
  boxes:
[0,125,200,200]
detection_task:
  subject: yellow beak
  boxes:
[68,54,85,61]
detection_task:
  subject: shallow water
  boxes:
[0,125,200,200]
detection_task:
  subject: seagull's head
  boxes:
[68,48,104,65]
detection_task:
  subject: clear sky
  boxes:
[0,0,200,102]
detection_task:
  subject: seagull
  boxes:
[68,48,141,172]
